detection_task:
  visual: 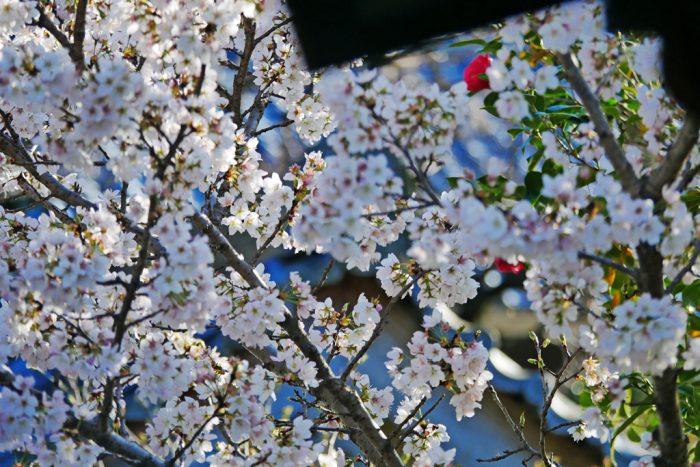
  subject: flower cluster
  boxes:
[568,407,609,443]
[2,0,700,464]
[293,153,406,270]
[383,309,491,464]
[580,294,688,376]
[0,374,97,465]
[251,10,335,144]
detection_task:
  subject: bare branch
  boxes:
[252,119,294,137]
[362,202,438,219]
[254,17,292,45]
[484,384,540,462]
[311,258,335,296]
[653,368,688,466]
[477,447,527,463]
[387,396,428,441]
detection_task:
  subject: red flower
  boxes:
[494,257,525,274]
[463,54,492,92]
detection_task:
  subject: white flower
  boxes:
[534,65,560,93]
[495,90,530,120]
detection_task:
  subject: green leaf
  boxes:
[579,390,593,408]
[693,440,700,462]
[449,38,486,48]
[682,189,700,214]
[544,104,581,113]
[524,171,543,199]
[481,39,503,54]
[483,91,499,108]
[627,428,641,443]
[682,281,700,308]
[507,127,524,138]
[542,158,563,177]
[610,404,650,449]
[446,177,461,189]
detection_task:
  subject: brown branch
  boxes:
[536,344,582,467]
[251,196,301,264]
[645,113,700,199]
[484,384,540,463]
[0,369,165,467]
[311,258,335,296]
[167,401,223,466]
[387,396,428,441]
[16,174,74,224]
[362,202,437,219]
[251,119,294,137]
[190,211,404,467]
[559,50,689,465]
[230,17,256,125]
[636,240,688,466]
[557,52,639,196]
[0,133,167,256]
[254,17,292,45]
[665,237,700,294]
[394,394,445,445]
[35,8,71,50]
[477,447,527,463]
[70,0,88,71]
[653,368,687,467]
[578,251,639,281]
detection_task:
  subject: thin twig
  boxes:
[645,113,700,199]
[665,237,700,294]
[340,273,424,381]
[251,196,300,263]
[485,385,540,462]
[387,396,428,441]
[577,251,639,281]
[254,17,293,45]
[16,174,74,224]
[362,202,437,219]
[311,258,335,296]
[477,447,527,463]
[252,119,294,137]
[395,395,445,445]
